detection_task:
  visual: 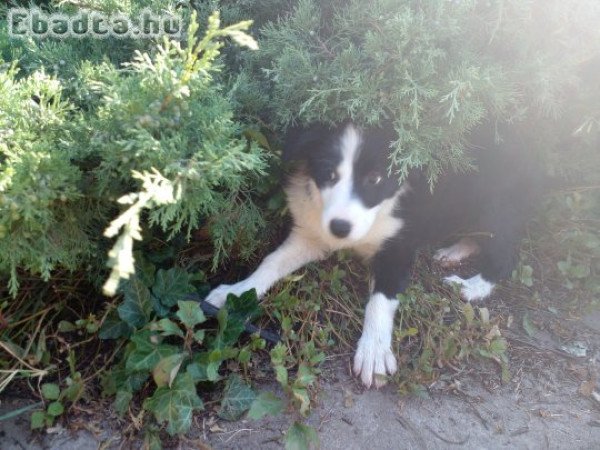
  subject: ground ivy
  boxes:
[99,261,270,436]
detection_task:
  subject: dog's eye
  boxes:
[328,171,339,183]
[365,171,382,186]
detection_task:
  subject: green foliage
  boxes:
[0,6,268,295]
[98,11,265,294]
[30,351,85,429]
[99,258,270,435]
[143,372,203,436]
[217,373,256,421]
[520,189,600,310]
[257,263,349,447]
[0,62,91,294]
[247,391,284,420]
[284,421,319,450]
[245,0,600,184]
[394,283,511,390]
[513,263,534,288]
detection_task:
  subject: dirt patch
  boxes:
[3,350,599,449]
[201,355,600,450]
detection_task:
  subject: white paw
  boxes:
[353,334,397,389]
[204,284,234,308]
[444,274,495,302]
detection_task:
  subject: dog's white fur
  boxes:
[444,273,495,302]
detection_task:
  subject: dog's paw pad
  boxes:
[353,336,397,389]
[434,239,479,267]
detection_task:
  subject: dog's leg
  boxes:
[434,237,480,267]
[353,292,399,388]
[205,231,325,308]
[444,199,525,302]
[353,239,418,388]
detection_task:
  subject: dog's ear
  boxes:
[282,123,331,162]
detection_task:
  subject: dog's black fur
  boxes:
[284,121,540,299]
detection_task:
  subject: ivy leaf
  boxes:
[143,428,162,450]
[143,372,203,436]
[284,421,319,450]
[211,308,242,349]
[193,329,205,344]
[151,318,184,338]
[187,350,226,382]
[126,372,150,392]
[99,312,132,340]
[150,294,171,318]
[187,360,221,382]
[151,268,195,308]
[176,301,206,329]
[218,374,256,421]
[152,353,186,388]
[114,389,133,416]
[118,277,153,328]
[41,383,60,400]
[226,289,262,323]
[211,299,249,349]
[247,392,284,420]
[133,251,156,286]
[126,331,178,372]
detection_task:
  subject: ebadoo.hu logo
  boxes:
[8,8,182,39]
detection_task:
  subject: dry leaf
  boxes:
[579,379,597,397]
[343,388,354,408]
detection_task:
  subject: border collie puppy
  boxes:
[206,121,538,388]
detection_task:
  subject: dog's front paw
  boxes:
[353,334,397,389]
[205,284,235,308]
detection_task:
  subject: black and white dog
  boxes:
[206,121,538,388]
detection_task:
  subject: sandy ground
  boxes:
[203,355,600,450]
[2,353,599,450]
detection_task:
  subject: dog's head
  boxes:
[283,122,402,242]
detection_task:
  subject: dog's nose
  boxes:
[329,219,352,238]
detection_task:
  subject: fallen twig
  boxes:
[425,424,470,445]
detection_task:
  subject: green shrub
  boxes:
[244,0,600,183]
[0,6,267,295]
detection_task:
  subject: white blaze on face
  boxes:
[320,124,380,241]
